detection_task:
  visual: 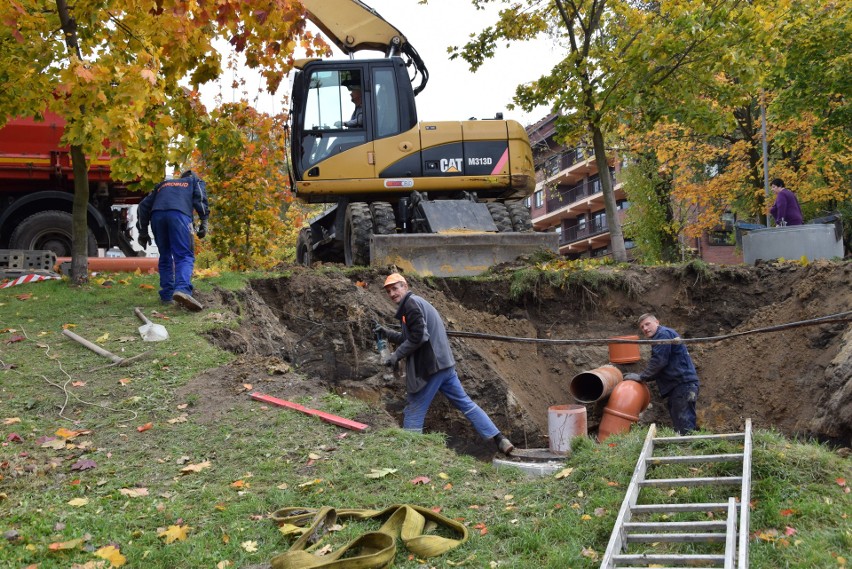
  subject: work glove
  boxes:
[197,219,208,239]
[138,230,151,249]
[382,352,398,368]
[623,372,642,382]
[373,323,389,337]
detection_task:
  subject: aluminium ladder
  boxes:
[600,419,753,569]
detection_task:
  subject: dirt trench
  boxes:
[190,261,852,459]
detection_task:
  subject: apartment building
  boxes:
[526,114,630,259]
[526,114,742,263]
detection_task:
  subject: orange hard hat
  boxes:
[383,273,407,288]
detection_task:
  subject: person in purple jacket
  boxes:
[624,313,700,434]
[769,178,803,226]
[137,169,209,311]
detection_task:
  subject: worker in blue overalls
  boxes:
[137,169,209,311]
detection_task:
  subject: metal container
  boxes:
[743,225,844,265]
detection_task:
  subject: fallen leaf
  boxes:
[581,514,592,520]
[279,523,307,537]
[70,459,97,471]
[438,472,449,479]
[836,478,847,487]
[71,381,87,387]
[779,508,796,517]
[473,522,487,535]
[216,562,232,569]
[56,427,81,439]
[167,414,188,424]
[95,333,109,344]
[139,284,155,290]
[68,497,89,507]
[365,468,397,479]
[14,293,31,301]
[49,538,83,550]
[181,461,212,474]
[410,475,431,485]
[3,417,21,425]
[120,487,149,498]
[606,480,620,487]
[7,433,23,443]
[231,480,248,489]
[137,422,153,432]
[118,378,131,386]
[554,467,574,479]
[158,524,190,544]
[94,544,127,567]
[298,478,322,488]
[242,383,253,391]
[784,526,797,536]
[581,547,599,560]
[240,540,258,552]
[177,403,188,409]
[62,323,77,329]
[42,438,66,449]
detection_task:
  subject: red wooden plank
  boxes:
[249,392,369,432]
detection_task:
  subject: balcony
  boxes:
[558,209,628,256]
[541,148,597,186]
[532,176,623,230]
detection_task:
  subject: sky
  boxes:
[200,0,562,128]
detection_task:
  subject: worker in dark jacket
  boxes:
[375,273,514,455]
[624,313,699,434]
[137,170,209,311]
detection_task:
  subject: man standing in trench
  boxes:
[375,273,515,455]
[624,313,699,434]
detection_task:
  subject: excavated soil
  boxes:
[181,261,852,459]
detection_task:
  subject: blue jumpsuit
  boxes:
[138,173,209,302]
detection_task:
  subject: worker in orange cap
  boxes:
[375,272,514,455]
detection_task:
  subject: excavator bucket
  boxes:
[371,233,559,277]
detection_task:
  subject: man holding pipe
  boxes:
[624,313,699,434]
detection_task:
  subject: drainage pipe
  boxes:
[56,257,159,274]
[569,365,623,403]
[597,379,651,442]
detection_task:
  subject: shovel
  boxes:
[134,307,169,342]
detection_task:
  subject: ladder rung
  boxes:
[626,531,729,543]
[648,453,744,465]
[624,521,728,531]
[612,553,726,563]
[640,476,742,487]
[654,432,744,443]
[632,502,733,514]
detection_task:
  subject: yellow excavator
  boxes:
[290,0,557,276]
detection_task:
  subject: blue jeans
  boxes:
[667,383,699,435]
[403,367,500,440]
[151,210,195,302]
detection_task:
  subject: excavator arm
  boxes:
[301,0,429,94]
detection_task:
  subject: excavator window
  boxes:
[299,69,367,174]
[372,67,400,138]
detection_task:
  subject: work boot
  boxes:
[497,437,514,456]
[173,291,203,312]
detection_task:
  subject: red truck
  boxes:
[0,112,142,258]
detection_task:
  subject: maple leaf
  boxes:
[410,476,431,485]
[4,334,25,344]
[241,540,258,552]
[56,427,81,439]
[181,460,212,474]
[119,487,149,498]
[71,459,97,471]
[7,433,23,443]
[94,544,127,567]
[158,524,190,544]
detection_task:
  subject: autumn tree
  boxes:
[453,0,755,262]
[192,102,321,270]
[0,0,327,283]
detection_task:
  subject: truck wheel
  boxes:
[344,202,372,266]
[370,202,396,234]
[296,227,313,266]
[486,203,513,232]
[9,210,97,257]
[507,203,533,232]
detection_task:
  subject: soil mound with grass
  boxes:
[191,261,852,458]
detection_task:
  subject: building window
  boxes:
[545,155,560,177]
[534,190,544,208]
[707,230,734,246]
[524,196,531,208]
[616,199,630,210]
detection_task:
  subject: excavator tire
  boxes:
[370,202,396,234]
[296,227,313,266]
[486,203,513,232]
[344,202,372,266]
[507,203,533,232]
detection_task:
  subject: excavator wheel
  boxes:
[507,203,533,232]
[370,202,396,234]
[344,202,372,266]
[296,227,313,266]
[486,203,513,232]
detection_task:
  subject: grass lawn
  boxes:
[1,271,850,568]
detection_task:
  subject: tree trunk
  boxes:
[590,126,628,262]
[69,145,90,284]
[56,0,90,285]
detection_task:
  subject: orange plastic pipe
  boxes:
[597,379,651,442]
[56,257,159,273]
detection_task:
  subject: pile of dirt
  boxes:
[186,261,852,458]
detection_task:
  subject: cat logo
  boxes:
[440,158,463,173]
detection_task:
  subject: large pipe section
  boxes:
[597,379,651,442]
[569,365,623,403]
[56,257,159,274]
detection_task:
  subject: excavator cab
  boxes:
[290,58,418,182]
